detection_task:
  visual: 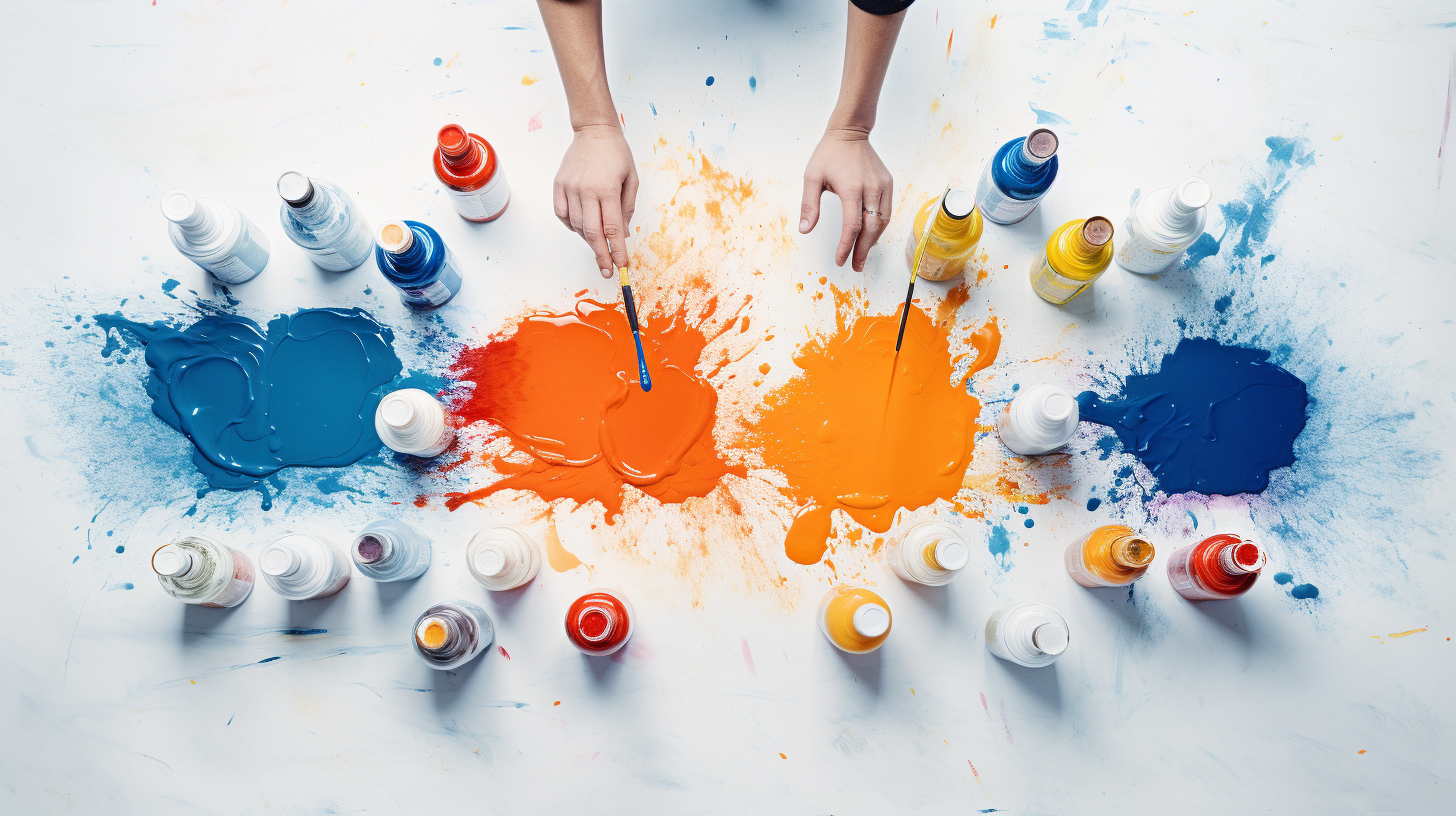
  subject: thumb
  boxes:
[800,174,824,234]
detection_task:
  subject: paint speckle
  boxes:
[1086,497,1102,511]
[122,582,134,590]
[498,646,511,659]
[521,73,538,85]
[741,638,756,678]
[749,76,757,91]
[988,524,1012,569]
[705,76,715,86]
[1290,583,1320,600]
[114,545,124,553]
[1273,572,1294,584]
[433,57,442,66]
[553,700,561,706]
[1023,518,1034,529]
[278,628,327,636]
[778,752,787,759]
[527,108,546,132]
[1388,627,1428,638]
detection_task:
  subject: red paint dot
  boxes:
[498,646,511,659]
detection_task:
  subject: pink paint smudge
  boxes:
[741,637,757,678]
[1440,57,1453,189]
[980,691,990,719]
[527,107,546,132]
[999,699,1014,744]
[498,646,510,660]
[967,759,983,785]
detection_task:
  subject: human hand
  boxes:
[799,127,894,272]
[552,123,639,277]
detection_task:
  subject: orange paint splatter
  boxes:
[521,73,539,85]
[964,317,1001,383]
[540,522,587,574]
[413,495,428,508]
[778,752,787,759]
[554,700,561,706]
[1357,749,1366,754]
[498,646,511,659]
[759,363,771,375]
[946,29,954,63]
[1389,627,1428,638]
[968,759,982,784]
[934,282,971,328]
[990,15,998,28]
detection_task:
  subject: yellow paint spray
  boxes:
[903,187,983,282]
[1029,216,1115,304]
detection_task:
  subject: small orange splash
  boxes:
[968,759,982,784]
[818,276,827,285]
[935,282,971,328]
[759,363,771,375]
[541,522,588,574]
[554,700,561,706]
[521,73,538,85]
[413,495,428,508]
[778,752,787,759]
[990,14,998,28]
[574,288,589,298]
[1358,749,1367,754]
[946,29,954,62]
[964,317,1001,383]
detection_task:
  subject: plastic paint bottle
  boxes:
[565,589,635,656]
[1115,177,1214,274]
[1065,525,1155,588]
[160,189,270,284]
[974,128,1060,225]
[985,602,1069,668]
[817,585,892,654]
[903,187,984,281]
[886,520,971,586]
[466,526,542,591]
[1029,216,1115,305]
[375,388,455,457]
[1166,533,1267,601]
[351,519,432,582]
[414,599,494,670]
[152,535,255,608]
[257,532,351,600]
[433,124,511,223]
[276,172,375,271]
[996,383,1080,455]
[374,220,465,309]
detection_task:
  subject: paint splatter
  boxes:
[968,759,983,784]
[527,108,546,132]
[1273,572,1294,584]
[1086,497,1101,511]
[540,523,588,574]
[748,76,757,91]
[987,524,1012,570]
[705,76,715,86]
[521,73,538,85]
[1184,137,1316,268]
[1388,627,1428,638]
[433,57,442,66]
[498,646,511,659]
[1290,583,1319,599]
[741,637,756,677]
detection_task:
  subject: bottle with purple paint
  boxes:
[152,535,256,608]
[414,599,495,670]
[351,520,432,582]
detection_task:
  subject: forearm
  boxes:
[536,0,619,131]
[828,2,907,133]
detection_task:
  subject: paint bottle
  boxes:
[160,189,270,284]
[974,128,1060,225]
[985,602,1069,668]
[565,589,635,656]
[1065,525,1155,588]
[467,526,542,591]
[817,586,892,654]
[258,532,351,600]
[375,388,455,457]
[276,172,375,271]
[151,535,255,608]
[414,599,494,670]
[351,519,432,582]
[1115,177,1213,274]
[996,384,1080,455]
[1166,533,1267,601]
[1029,216,1115,305]
[433,124,511,223]
[374,220,464,309]
[886,520,970,586]
[903,187,984,281]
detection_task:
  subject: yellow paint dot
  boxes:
[522,73,539,85]
[190,680,196,684]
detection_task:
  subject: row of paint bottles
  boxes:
[904,187,983,281]
[276,172,375,271]
[375,388,456,457]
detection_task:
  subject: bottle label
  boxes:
[1029,253,1091,305]
[204,550,255,608]
[399,249,464,307]
[1115,218,1191,274]
[305,218,375,272]
[446,170,511,221]
[976,164,1042,225]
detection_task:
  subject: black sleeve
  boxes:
[851,0,915,14]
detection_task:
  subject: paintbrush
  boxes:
[895,188,948,353]
[608,237,652,392]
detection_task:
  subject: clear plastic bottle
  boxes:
[414,599,494,670]
[818,585,892,654]
[1065,525,1155,588]
[161,189,270,284]
[903,188,984,282]
[1166,533,1267,601]
[467,526,542,590]
[985,602,1069,667]
[375,388,455,457]
[351,519,432,582]
[996,384,1080,455]
[1115,177,1213,274]
[257,532,351,600]
[276,172,375,271]
[151,535,256,608]
[886,520,971,586]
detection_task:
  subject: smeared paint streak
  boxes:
[1388,627,1428,638]
[968,760,983,785]
[540,523,588,574]
[649,102,657,115]
[1077,0,1109,28]
[945,29,954,63]
[257,656,282,664]
[521,73,538,85]
[1078,338,1308,496]
[964,317,1001,384]
[1273,572,1294,584]
[1184,136,1316,268]
[1028,104,1071,126]
[980,691,990,718]
[741,637,756,677]
[527,108,546,132]
[999,699,1014,744]
[748,76,757,91]
[95,309,402,491]
[161,279,181,298]
[1440,56,1453,188]
[498,646,511,659]
[1290,583,1319,599]
[278,628,327,636]
[1043,21,1072,40]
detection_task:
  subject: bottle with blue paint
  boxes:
[276,172,375,271]
[161,189,270,284]
[974,128,1060,225]
[374,220,464,309]
[351,519,432,582]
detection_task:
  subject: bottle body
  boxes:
[277,174,374,271]
[903,190,983,282]
[818,585,892,653]
[566,589,635,656]
[1115,178,1213,274]
[985,602,1069,668]
[374,220,464,309]
[467,526,542,590]
[351,519,432,582]
[161,190,270,284]
[414,599,494,670]
[1029,217,1115,305]
[258,533,351,600]
[1167,533,1266,601]
[152,536,256,608]
[974,130,1060,225]
[433,125,511,222]
[996,384,1081,455]
[886,520,970,586]
[375,388,455,457]
[1065,525,1155,588]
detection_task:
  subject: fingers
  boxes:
[579,195,613,277]
[800,173,823,234]
[834,188,864,268]
[552,175,571,230]
[600,194,628,270]
[852,183,892,272]
[622,166,640,229]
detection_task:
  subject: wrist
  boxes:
[826,106,875,136]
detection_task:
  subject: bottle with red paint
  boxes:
[565,589,634,656]
[1166,533,1268,601]
[433,124,511,222]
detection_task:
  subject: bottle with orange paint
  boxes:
[1166,533,1267,601]
[414,599,494,669]
[903,187,983,282]
[818,586,892,653]
[566,589,635,656]
[1065,524,1155,588]
[433,124,511,222]
[887,520,971,586]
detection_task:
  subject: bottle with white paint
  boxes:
[886,520,971,586]
[276,172,375,271]
[466,525,542,591]
[985,602,1070,668]
[414,599,494,670]
[1115,177,1213,274]
[161,189,271,284]
[152,535,256,608]
[996,384,1080,455]
[351,519,432,582]
[375,388,455,457]
[258,532,351,600]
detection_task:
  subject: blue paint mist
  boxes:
[1078,338,1309,496]
[1184,137,1316,269]
[95,308,402,490]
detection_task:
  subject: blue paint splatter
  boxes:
[432,57,442,66]
[71,556,79,564]
[988,524,1012,570]
[1028,104,1071,126]
[279,628,328,636]
[649,102,657,115]
[161,279,180,298]
[1086,497,1101,511]
[1043,22,1072,40]
[257,656,282,664]
[115,545,124,553]
[1077,0,1109,28]
[748,76,757,91]
[1184,137,1315,269]
[1017,506,1029,514]
[1213,294,1233,313]
[1078,338,1309,495]
[1290,583,1319,599]
[705,76,714,86]
[1273,572,1294,584]
[1261,254,1276,266]
[1023,518,1034,528]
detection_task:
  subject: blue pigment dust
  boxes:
[95,308,402,490]
[1078,338,1309,496]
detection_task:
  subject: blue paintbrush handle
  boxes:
[622,283,652,392]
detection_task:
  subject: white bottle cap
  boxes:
[472,546,507,578]
[852,603,891,638]
[379,393,417,430]
[1033,622,1069,655]
[933,539,970,571]
[377,220,414,254]
[1042,391,1075,423]
[276,171,315,207]
[1174,177,1213,212]
[942,187,976,220]
[152,545,192,577]
[260,542,300,577]
[160,190,208,230]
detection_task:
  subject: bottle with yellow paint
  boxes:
[886,520,971,586]
[818,585,892,653]
[903,187,983,282]
[1065,525,1155,588]
[414,599,494,670]
[1029,216,1115,304]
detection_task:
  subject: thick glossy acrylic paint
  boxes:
[466,526,542,591]
[375,388,455,457]
[996,383,1080,455]
[161,189,270,284]
[258,532,351,600]
[975,129,1059,224]
[1116,177,1213,274]
[565,589,634,656]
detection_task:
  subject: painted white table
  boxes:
[2,1,1452,813]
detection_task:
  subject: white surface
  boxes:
[1,1,1454,814]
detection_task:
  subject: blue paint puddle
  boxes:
[1273,571,1294,584]
[1290,583,1319,599]
[95,308,402,491]
[1079,338,1308,496]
